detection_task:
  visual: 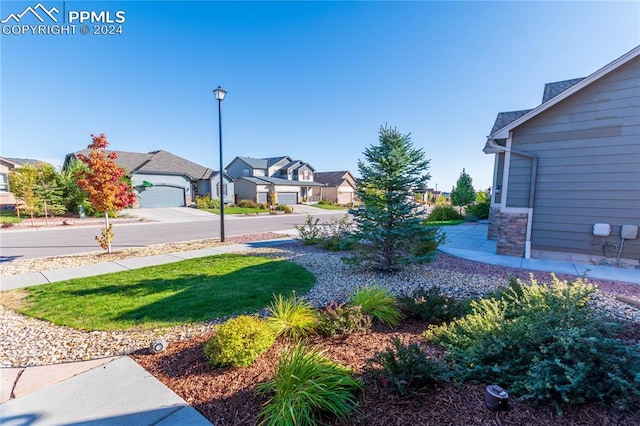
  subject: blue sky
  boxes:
[1,1,638,192]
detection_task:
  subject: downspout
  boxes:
[486,137,538,259]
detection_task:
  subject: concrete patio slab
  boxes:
[12,357,118,399]
[0,368,22,403]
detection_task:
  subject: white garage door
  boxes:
[257,192,268,203]
[138,186,185,208]
[277,192,298,205]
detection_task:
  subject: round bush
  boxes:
[427,205,463,222]
[204,315,275,367]
[237,199,259,208]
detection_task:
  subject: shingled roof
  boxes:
[70,149,213,180]
[313,171,351,186]
[488,78,585,137]
[489,110,533,135]
[1,157,48,167]
[542,78,585,103]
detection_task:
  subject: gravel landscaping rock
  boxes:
[1,238,638,368]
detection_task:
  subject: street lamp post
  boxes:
[214,86,227,242]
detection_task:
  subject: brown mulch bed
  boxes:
[131,319,640,426]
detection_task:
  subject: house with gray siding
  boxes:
[483,45,640,267]
[65,149,234,208]
[226,156,322,204]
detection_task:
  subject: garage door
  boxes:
[138,186,185,208]
[257,192,268,203]
[277,192,298,205]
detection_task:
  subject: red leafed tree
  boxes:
[76,133,136,253]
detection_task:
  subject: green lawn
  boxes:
[313,204,349,211]
[16,254,315,331]
[425,220,465,226]
[205,207,267,215]
[0,211,21,224]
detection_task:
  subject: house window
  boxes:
[0,173,8,192]
[243,168,250,176]
[216,183,228,196]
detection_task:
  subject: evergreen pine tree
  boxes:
[450,168,475,212]
[349,126,443,272]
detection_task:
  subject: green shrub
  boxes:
[425,276,640,413]
[258,202,268,210]
[317,199,335,206]
[465,200,489,220]
[295,215,322,245]
[426,205,463,222]
[204,315,275,367]
[318,302,372,337]
[237,199,259,208]
[398,286,470,324]
[348,286,404,327]
[257,343,363,426]
[369,337,443,395]
[266,293,319,340]
[195,194,220,209]
[319,215,356,252]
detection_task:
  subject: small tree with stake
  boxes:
[76,134,136,253]
[348,125,443,272]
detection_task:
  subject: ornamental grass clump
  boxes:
[257,343,363,426]
[266,293,319,340]
[204,315,275,367]
[425,276,640,413]
[348,285,404,327]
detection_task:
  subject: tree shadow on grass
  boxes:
[54,260,315,327]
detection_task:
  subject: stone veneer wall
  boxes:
[496,212,528,257]
[487,207,500,240]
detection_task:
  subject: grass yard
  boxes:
[0,211,21,224]
[425,220,465,226]
[13,254,315,331]
[205,207,267,215]
[313,203,349,211]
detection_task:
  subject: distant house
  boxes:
[64,150,234,208]
[313,171,357,205]
[0,157,47,208]
[483,46,640,266]
[226,156,323,204]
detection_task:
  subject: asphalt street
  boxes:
[0,209,344,261]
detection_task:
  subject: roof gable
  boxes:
[489,45,640,140]
[235,156,269,169]
[313,171,352,186]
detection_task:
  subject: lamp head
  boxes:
[214,86,227,101]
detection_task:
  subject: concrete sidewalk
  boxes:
[0,357,211,425]
[0,223,637,426]
[438,223,639,284]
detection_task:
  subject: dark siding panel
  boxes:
[506,155,532,208]
[510,57,640,260]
